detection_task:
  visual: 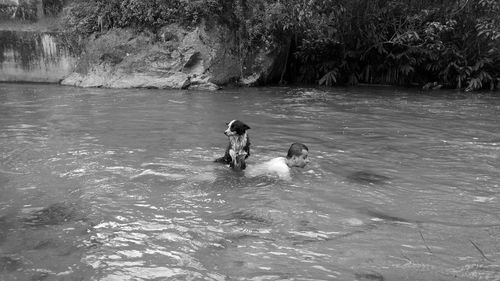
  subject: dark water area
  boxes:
[0,83,499,280]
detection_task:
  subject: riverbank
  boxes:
[0,17,286,89]
[1,0,498,91]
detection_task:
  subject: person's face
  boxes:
[291,149,310,168]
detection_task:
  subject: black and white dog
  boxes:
[214,120,251,170]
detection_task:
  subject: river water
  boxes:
[0,83,499,281]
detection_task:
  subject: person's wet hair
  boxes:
[286,143,308,158]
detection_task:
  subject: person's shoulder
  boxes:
[267,156,285,163]
[245,157,290,180]
[266,157,286,166]
[266,157,288,172]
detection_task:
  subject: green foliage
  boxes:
[249,0,499,91]
[62,0,224,35]
[61,0,499,90]
[0,0,38,21]
[43,0,65,16]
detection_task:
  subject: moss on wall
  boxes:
[0,29,79,82]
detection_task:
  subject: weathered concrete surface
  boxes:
[0,30,78,83]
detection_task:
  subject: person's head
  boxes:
[286,143,310,168]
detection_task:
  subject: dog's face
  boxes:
[224,120,251,136]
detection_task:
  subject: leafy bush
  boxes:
[245,0,499,90]
[43,0,65,16]
[0,0,37,21]
[62,0,224,35]
[61,0,499,90]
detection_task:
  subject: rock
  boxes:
[189,82,220,91]
[240,45,288,86]
[240,73,261,86]
[188,75,220,90]
[61,22,287,90]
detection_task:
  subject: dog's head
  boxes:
[224,120,251,136]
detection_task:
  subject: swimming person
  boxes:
[246,143,310,180]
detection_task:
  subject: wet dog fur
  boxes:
[214,120,251,170]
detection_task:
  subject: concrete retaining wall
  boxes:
[0,30,78,83]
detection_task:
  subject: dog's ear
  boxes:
[234,122,250,135]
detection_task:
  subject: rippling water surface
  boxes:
[0,83,499,281]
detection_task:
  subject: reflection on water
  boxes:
[1,83,500,280]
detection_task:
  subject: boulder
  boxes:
[62,22,286,90]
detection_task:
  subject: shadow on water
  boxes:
[0,201,94,279]
[354,272,384,281]
[0,256,22,273]
[209,167,246,189]
[357,207,500,228]
[215,232,275,250]
[360,208,413,224]
[227,210,274,226]
[0,219,23,274]
[0,172,9,187]
[0,215,10,245]
[21,202,87,227]
[346,171,391,185]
